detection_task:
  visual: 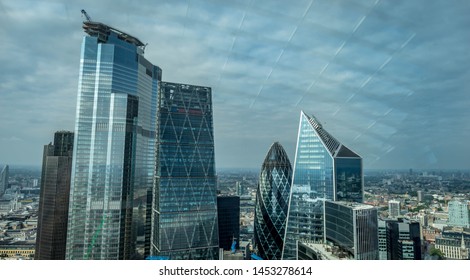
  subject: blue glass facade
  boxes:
[152,82,219,260]
[66,24,160,259]
[254,142,292,260]
[282,111,363,259]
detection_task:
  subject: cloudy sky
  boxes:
[0,0,469,170]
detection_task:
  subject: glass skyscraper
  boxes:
[151,82,219,260]
[217,195,240,251]
[254,142,292,260]
[324,200,378,260]
[36,131,74,260]
[0,165,8,197]
[66,20,161,259]
[282,111,363,259]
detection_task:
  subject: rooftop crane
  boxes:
[81,9,91,21]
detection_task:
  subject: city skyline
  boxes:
[1,0,470,170]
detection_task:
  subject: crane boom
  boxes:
[81,9,91,21]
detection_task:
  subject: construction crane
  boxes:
[81,9,92,21]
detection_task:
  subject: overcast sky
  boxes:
[0,0,469,170]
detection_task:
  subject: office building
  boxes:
[35,131,74,260]
[435,227,470,260]
[417,190,423,202]
[448,200,470,228]
[388,200,401,218]
[0,165,8,197]
[282,111,363,259]
[152,82,219,260]
[66,18,161,259]
[378,218,421,260]
[324,200,378,260]
[254,142,292,260]
[217,195,240,251]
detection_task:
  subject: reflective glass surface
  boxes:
[254,142,292,260]
[66,32,158,260]
[152,82,219,260]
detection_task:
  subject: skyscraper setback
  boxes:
[66,19,161,259]
[282,111,363,259]
[36,131,74,260]
[151,82,219,260]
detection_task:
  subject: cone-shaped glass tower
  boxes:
[254,142,292,260]
[282,111,363,260]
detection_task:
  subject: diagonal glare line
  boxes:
[249,0,315,108]
[295,0,381,107]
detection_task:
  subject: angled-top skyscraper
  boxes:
[66,15,161,259]
[282,111,363,260]
[254,142,292,260]
[151,82,219,260]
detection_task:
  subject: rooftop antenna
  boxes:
[81,9,92,22]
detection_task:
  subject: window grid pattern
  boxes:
[152,82,219,260]
[254,142,292,260]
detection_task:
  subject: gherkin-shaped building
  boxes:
[254,142,292,260]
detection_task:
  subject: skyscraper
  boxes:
[378,218,421,260]
[152,82,219,260]
[217,195,240,251]
[36,131,74,260]
[254,142,292,260]
[0,165,8,197]
[66,19,161,260]
[282,111,363,260]
[324,200,378,260]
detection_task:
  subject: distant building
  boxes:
[297,241,352,260]
[254,142,292,260]
[388,200,401,218]
[417,190,424,203]
[448,200,470,228]
[0,241,35,259]
[435,227,470,260]
[35,131,73,260]
[378,218,421,260]
[217,195,240,251]
[283,111,363,260]
[324,201,378,260]
[0,165,9,197]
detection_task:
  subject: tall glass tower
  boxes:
[36,131,74,260]
[66,20,161,260]
[282,111,363,260]
[151,82,219,260]
[254,142,292,260]
[0,165,8,197]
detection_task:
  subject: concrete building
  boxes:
[389,200,401,218]
[448,200,470,228]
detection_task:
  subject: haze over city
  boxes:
[1,0,469,170]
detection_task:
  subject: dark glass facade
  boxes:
[217,195,240,251]
[36,131,74,260]
[282,111,363,259]
[378,218,422,260]
[254,142,292,260]
[324,200,378,260]
[66,22,160,259]
[152,82,219,260]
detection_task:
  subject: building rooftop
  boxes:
[82,20,145,49]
